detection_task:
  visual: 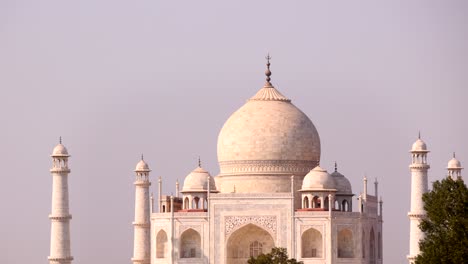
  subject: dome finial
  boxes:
[198,156,201,168]
[453,152,456,158]
[265,53,272,86]
[59,136,62,144]
[418,131,421,139]
[141,154,144,161]
[334,161,338,172]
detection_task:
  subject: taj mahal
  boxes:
[46,58,463,264]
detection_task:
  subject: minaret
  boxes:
[132,155,151,264]
[447,153,463,180]
[49,138,73,264]
[407,135,430,264]
[363,175,368,199]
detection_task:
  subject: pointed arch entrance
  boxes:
[226,223,275,264]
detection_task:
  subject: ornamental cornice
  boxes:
[407,212,426,219]
[219,160,317,175]
[49,214,72,221]
[133,222,150,228]
[225,215,276,238]
[172,212,208,217]
[48,256,73,261]
[50,168,71,173]
[134,181,151,186]
[212,193,292,199]
[130,257,150,263]
[409,164,430,170]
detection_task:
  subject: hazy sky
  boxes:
[1,1,467,263]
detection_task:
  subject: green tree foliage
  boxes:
[247,247,303,264]
[415,177,468,264]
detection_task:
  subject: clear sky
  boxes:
[1,1,467,263]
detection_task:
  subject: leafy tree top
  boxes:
[248,247,303,264]
[415,177,468,264]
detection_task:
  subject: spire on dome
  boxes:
[334,161,337,172]
[198,156,202,168]
[453,152,456,158]
[250,55,291,102]
[141,154,144,161]
[265,54,272,86]
[59,136,62,144]
[418,131,421,139]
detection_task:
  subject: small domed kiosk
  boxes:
[180,163,218,211]
[299,166,336,210]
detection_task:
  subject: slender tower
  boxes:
[132,156,151,264]
[407,135,429,264]
[447,153,463,180]
[49,139,73,264]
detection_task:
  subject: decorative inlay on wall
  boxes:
[225,216,277,237]
[179,225,202,235]
[300,225,323,235]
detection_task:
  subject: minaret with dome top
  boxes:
[447,153,463,180]
[407,134,430,264]
[49,138,73,264]
[132,156,151,264]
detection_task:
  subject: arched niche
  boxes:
[338,228,354,258]
[226,223,275,264]
[370,228,376,264]
[301,228,323,258]
[303,196,309,209]
[156,230,168,258]
[180,228,201,258]
[342,200,349,212]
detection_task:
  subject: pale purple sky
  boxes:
[1,1,467,263]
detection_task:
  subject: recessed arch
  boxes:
[301,228,323,258]
[370,227,376,264]
[156,230,168,258]
[338,228,354,258]
[303,196,310,209]
[324,196,330,210]
[226,223,275,264]
[184,197,189,209]
[378,231,382,259]
[342,200,349,212]
[312,196,321,208]
[193,196,200,209]
[362,230,365,258]
[180,228,201,258]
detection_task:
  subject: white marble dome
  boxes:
[301,166,336,191]
[52,143,69,156]
[331,170,352,194]
[217,85,321,176]
[411,138,427,152]
[135,159,150,171]
[448,157,462,169]
[182,167,217,192]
